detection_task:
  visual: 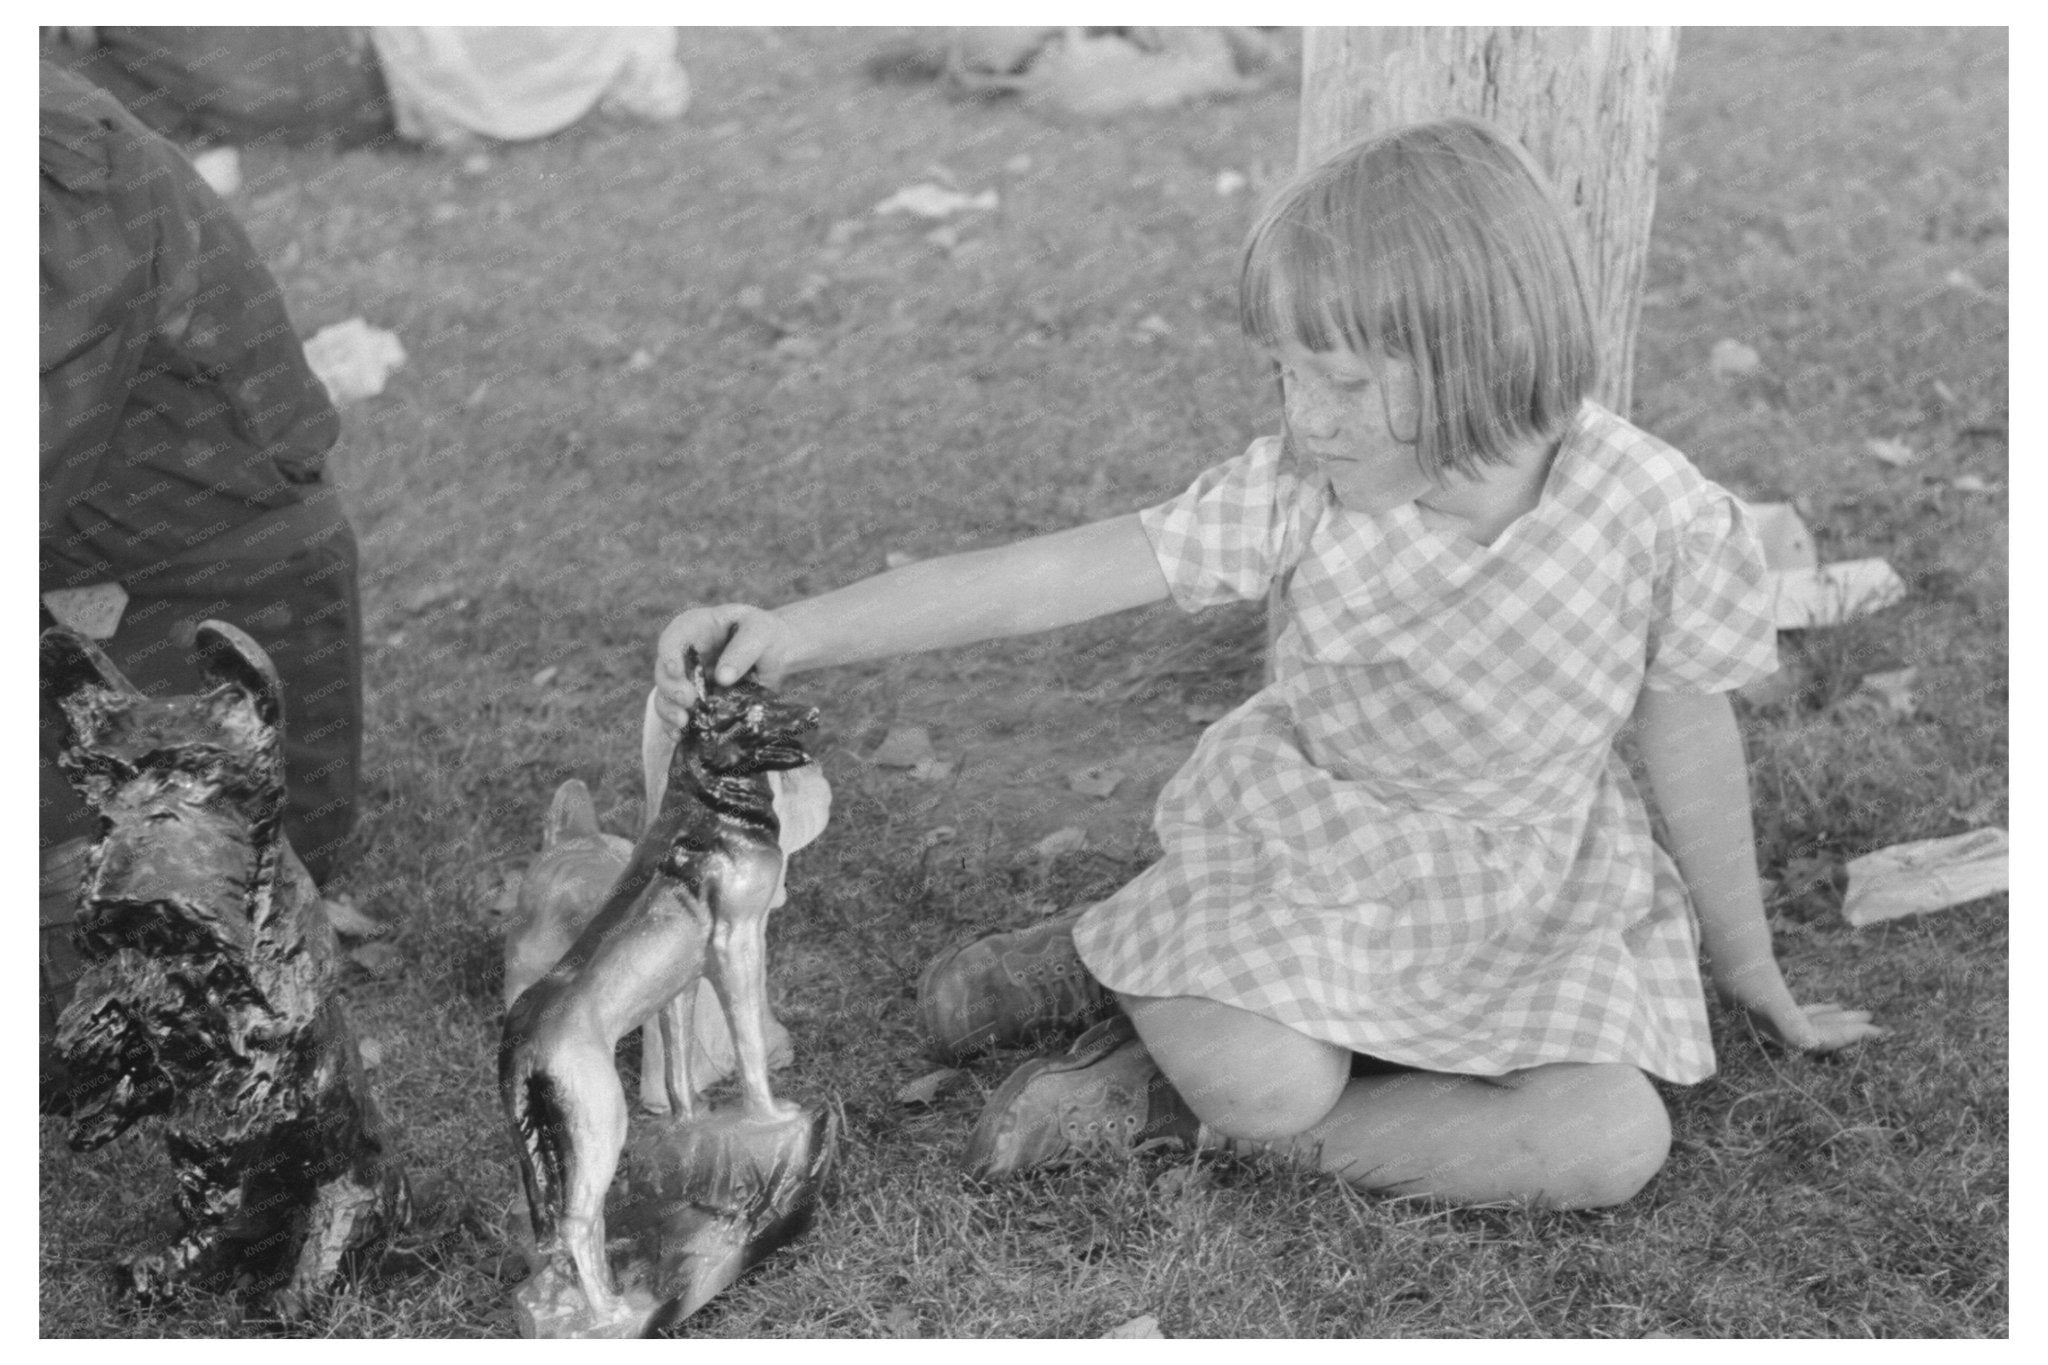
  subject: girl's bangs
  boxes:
[1241,206,1391,358]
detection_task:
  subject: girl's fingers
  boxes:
[1810,1023,1886,1051]
[713,620,767,685]
[652,690,688,729]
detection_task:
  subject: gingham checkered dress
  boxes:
[1073,403,1778,1084]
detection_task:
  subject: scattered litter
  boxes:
[894,1068,967,1106]
[1842,828,2007,927]
[404,580,462,613]
[461,150,493,176]
[348,941,404,978]
[191,146,242,195]
[303,318,407,404]
[1709,338,1763,379]
[1746,503,1905,630]
[1033,827,1087,859]
[1099,1314,1164,1339]
[873,183,999,220]
[918,826,958,852]
[882,1304,920,1338]
[626,348,655,372]
[531,665,560,688]
[1068,765,1126,798]
[1184,702,1228,724]
[1865,438,1919,468]
[909,758,955,783]
[359,1037,387,1070]
[323,894,389,940]
[872,725,937,768]
[884,550,919,569]
[1944,268,1997,299]
[1769,559,1905,630]
[1849,667,1918,718]
[1952,474,1990,493]
[1747,502,1817,571]
[1928,379,1959,407]
[1215,169,1248,196]
[1133,314,1173,341]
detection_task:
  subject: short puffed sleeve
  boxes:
[1139,436,1306,612]
[1643,489,1780,693]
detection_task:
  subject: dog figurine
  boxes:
[500,686,827,1108]
[40,621,407,1309]
[499,650,833,1337]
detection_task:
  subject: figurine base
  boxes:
[512,1104,837,1338]
[514,1263,664,1340]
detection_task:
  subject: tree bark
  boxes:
[1297,26,1677,417]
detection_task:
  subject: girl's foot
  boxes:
[917,908,1113,1063]
[963,1016,1201,1178]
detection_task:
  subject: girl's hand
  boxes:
[1729,989,1885,1054]
[654,605,795,728]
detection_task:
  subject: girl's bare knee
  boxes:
[1530,1064,1671,1209]
[1122,993,1348,1141]
[1180,1062,1347,1142]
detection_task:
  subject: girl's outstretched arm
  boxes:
[1634,687,1885,1053]
[657,514,1170,718]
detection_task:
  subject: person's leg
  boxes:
[1281,1061,1671,1210]
[1118,992,1351,1140]
[1127,992,1672,1210]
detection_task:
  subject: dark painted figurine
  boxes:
[500,650,836,1337]
[40,621,407,1309]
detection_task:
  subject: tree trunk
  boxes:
[1296,26,1677,417]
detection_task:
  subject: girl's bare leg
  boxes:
[1121,993,1672,1211]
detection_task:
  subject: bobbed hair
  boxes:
[1240,117,1599,478]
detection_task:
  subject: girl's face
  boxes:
[1269,342,1435,515]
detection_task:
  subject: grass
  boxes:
[39,27,2006,1338]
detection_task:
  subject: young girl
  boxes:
[654,118,1880,1210]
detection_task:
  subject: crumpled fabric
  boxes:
[369,26,689,145]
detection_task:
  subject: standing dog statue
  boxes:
[40,622,407,1309]
[501,697,820,1106]
[500,650,834,1337]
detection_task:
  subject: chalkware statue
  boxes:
[500,651,836,1337]
[40,622,407,1309]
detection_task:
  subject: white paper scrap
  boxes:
[1842,829,2008,927]
[1769,559,1905,630]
